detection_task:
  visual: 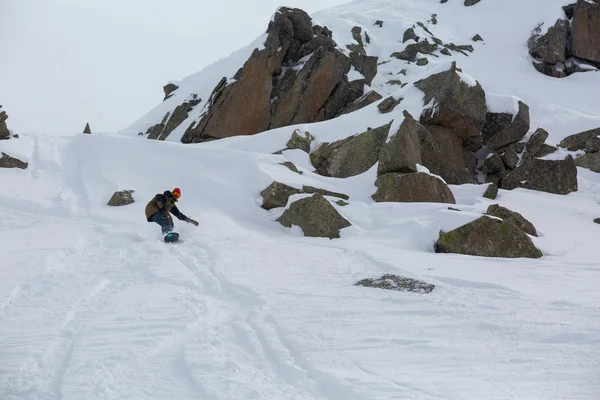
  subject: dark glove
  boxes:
[186,217,199,226]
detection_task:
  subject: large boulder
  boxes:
[107,190,135,206]
[571,0,600,64]
[501,155,578,195]
[0,152,28,169]
[574,152,600,172]
[527,19,569,65]
[419,125,477,184]
[180,8,374,143]
[372,172,456,204]
[378,111,422,175]
[414,62,487,142]
[486,204,538,236]
[311,122,391,178]
[559,127,600,151]
[482,99,530,150]
[260,182,302,210]
[277,193,351,238]
[435,216,543,259]
[0,106,10,140]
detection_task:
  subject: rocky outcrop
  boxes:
[571,0,600,64]
[377,96,403,114]
[574,153,600,172]
[372,172,456,204]
[260,181,349,210]
[0,106,9,140]
[378,111,422,175]
[391,40,438,62]
[355,274,435,294]
[559,127,600,151]
[311,122,391,178]
[528,19,569,67]
[0,152,28,169]
[285,129,314,153]
[163,83,179,101]
[464,0,481,6]
[340,90,383,115]
[83,123,92,134]
[179,8,376,143]
[435,216,543,259]
[107,190,135,206]
[486,204,538,236]
[277,193,351,238]
[482,183,499,199]
[482,99,530,150]
[501,155,578,195]
[415,62,487,142]
[147,95,201,140]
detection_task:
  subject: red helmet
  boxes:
[172,188,181,199]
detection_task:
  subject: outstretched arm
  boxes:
[170,205,188,221]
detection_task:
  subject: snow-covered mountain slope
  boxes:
[2,0,600,399]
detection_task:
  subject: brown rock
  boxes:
[378,111,422,175]
[377,96,403,114]
[482,100,530,150]
[559,127,600,151]
[163,83,179,100]
[486,204,538,236]
[372,172,456,204]
[107,190,135,206]
[572,0,600,63]
[0,152,28,169]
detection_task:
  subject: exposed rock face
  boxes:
[148,95,202,140]
[180,8,376,143]
[482,183,499,199]
[372,172,456,204]
[585,136,600,153]
[524,128,549,158]
[0,106,9,140]
[559,127,600,151]
[571,0,600,64]
[280,161,302,174]
[83,123,92,134]
[378,111,422,175]
[486,204,538,236]
[260,182,302,210]
[0,152,28,169]
[163,83,179,101]
[340,90,383,115]
[501,155,578,195]
[501,149,520,170]
[286,129,315,153]
[436,216,543,259]
[528,19,569,65]
[403,28,419,43]
[482,100,530,150]
[311,122,391,178]
[277,193,351,239]
[574,152,600,172]
[107,190,135,206]
[356,274,435,294]
[415,62,487,142]
[377,96,403,114]
[302,186,349,200]
[464,0,481,6]
[391,40,437,62]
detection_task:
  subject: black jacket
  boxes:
[145,191,188,221]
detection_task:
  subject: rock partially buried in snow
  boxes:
[163,83,179,101]
[285,129,314,153]
[107,190,135,207]
[415,62,487,142]
[0,153,28,169]
[277,193,351,239]
[378,111,422,175]
[280,161,303,174]
[528,19,569,66]
[372,172,456,204]
[260,182,302,210]
[482,98,530,151]
[377,96,403,114]
[524,128,549,159]
[482,183,499,199]
[585,136,600,153]
[559,127,600,151]
[0,106,10,140]
[311,122,391,178]
[486,204,538,236]
[436,216,543,259]
[574,152,600,172]
[464,0,481,6]
[356,274,435,294]
[501,155,578,195]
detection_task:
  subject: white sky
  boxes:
[0,0,349,135]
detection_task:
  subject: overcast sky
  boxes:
[0,0,348,135]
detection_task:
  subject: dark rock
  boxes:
[435,216,542,259]
[0,106,9,140]
[536,144,558,157]
[559,127,600,150]
[416,57,429,66]
[415,62,486,141]
[525,128,550,159]
[163,83,179,100]
[482,100,530,150]
[372,172,456,204]
[311,122,391,178]
[482,153,505,174]
[107,190,135,206]
[260,182,302,210]
[444,43,475,55]
[351,26,364,49]
[377,96,403,113]
[585,136,600,153]
[0,152,28,169]
[501,155,578,195]
[528,19,569,65]
[386,79,404,86]
[302,186,349,200]
[336,199,349,206]
[594,217,600,224]
[12,134,19,139]
[277,193,351,239]
[486,204,538,236]
[419,125,477,184]
[340,90,383,115]
[83,123,92,134]
[356,274,435,294]
[464,0,481,6]
[448,207,462,211]
[440,48,452,56]
[374,20,384,27]
[532,61,567,78]
[403,28,419,43]
[572,0,600,63]
[286,129,314,153]
[472,34,484,42]
[391,40,437,62]
[564,3,576,19]
[378,111,422,175]
[148,96,201,140]
[501,149,520,170]
[280,162,303,174]
[349,51,379,85]
[574,152,600,172]
[483,183,499,199]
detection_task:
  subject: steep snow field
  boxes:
[1,132,599,399]
[2,0,600,399]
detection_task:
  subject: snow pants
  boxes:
[149,212,174,234]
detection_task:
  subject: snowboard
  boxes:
[164,232,180,243]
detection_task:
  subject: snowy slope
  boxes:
[2,0,600,399]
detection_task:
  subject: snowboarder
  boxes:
[145,188,199,239]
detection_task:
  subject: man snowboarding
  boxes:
[145,188,199,241]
